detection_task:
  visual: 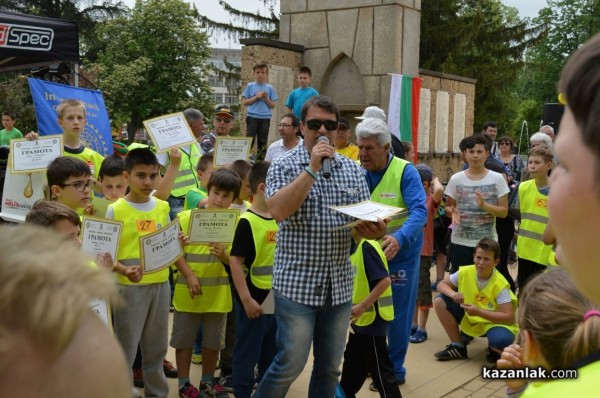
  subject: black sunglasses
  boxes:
[305,119,338,131]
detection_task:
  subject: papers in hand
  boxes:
[329,200,405,230]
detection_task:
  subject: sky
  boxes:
[122,0,548,48]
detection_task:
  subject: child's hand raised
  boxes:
[209,242,229,263]
[169,147,182,167]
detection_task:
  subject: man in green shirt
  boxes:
[0,112,23,146]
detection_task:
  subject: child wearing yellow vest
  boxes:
[508,144,553,294]
[229,161,279,398]
[338,234,400,398]
[184,154,213,210]
[434,238,517,362]
[497,268,600,397]
[106,148,186,398]
[172,168,242,398]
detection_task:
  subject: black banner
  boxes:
[0,11,79,72]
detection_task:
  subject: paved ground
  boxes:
[154,264,517,398]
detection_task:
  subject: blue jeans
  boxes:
[438,294,515,351]
[167,196,185,222]
[254,290,352,398]
[232,299,277,398]
[387,255,420,382]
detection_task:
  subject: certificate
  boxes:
[80,217,123,260]
[213,137,253,167]
[330,200,406,230]
[187,208,240,244]
[143,112,196,153]
[139,219,183,273]
[89,298,113,331]
[9,135,63,173]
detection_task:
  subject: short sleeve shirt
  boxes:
[243,82,278,119]
[266,144,370,306]
[445,170,509,247]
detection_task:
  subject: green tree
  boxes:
[514,0,600,133]
[198,0,278,43]
[420,0,539,134]
[94,0,212,139]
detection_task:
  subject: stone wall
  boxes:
[279,0,421,113]
[239,39,304,147]
[417,69,476,182]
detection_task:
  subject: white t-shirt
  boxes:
[449,269,512,304]
[445,170,509,247]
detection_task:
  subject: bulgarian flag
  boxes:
[387,74,422,163]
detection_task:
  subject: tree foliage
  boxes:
[198,0,279,43]
[94,0,212,138]
[420,0,540,134]
[512,0,600,135]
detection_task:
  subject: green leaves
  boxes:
[94,0,212,135]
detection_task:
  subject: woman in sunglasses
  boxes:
[497,136,523,190]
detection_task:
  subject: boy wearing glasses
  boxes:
[47,156,95,214]
[201,105,235,155]
[242,62,278,160]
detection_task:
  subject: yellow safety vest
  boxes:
[184,187,207,210]
[170,145,201,198]
[517,180,552,266]
[175,210,232,313]
[350,239,394,326]
[370,156,408,235]
[240,211,278,289]
[110,198,170,285]
[521,360,600,397]
[65,147,104,179]
[458,265,518,336]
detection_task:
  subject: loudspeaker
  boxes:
[543,103,564,135]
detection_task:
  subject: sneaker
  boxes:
[163,358,178,378]
[434,344,468,361]
[410,326,417,336]
[369,378,405,392]
[486,346,501,363]
[132,387,143,398]
[132,367,144,388]
[218,373,233,392]
[409,329,428,343]
[192,353,203,364]
[199,381,229,398]
[179,381,202,398]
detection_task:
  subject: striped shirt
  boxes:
[266,144,370,306]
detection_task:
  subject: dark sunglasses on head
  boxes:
[499,141,511,146]
[305,119,338,131]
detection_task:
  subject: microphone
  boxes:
[318,136,332,179]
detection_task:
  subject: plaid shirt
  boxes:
[200,131,217,155]
[266,144,370,306]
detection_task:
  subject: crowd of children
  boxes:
[7,42,600,397]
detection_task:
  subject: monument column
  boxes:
[278,0,421,114]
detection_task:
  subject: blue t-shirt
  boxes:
[351,241,390,336]
[285,86,319,120]
[242,82,278,119]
